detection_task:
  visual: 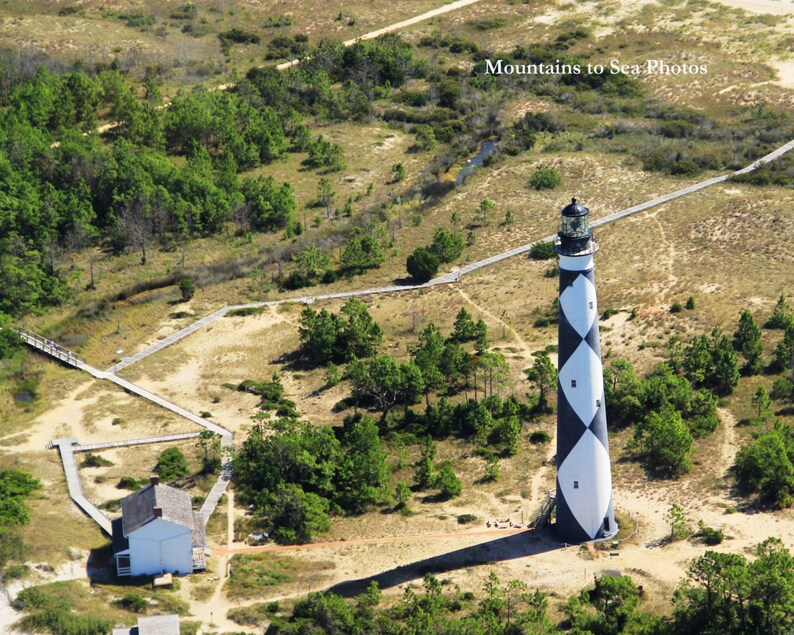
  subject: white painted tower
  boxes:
[553,198,617,542]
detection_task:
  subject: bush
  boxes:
[81,454,113,468]
[528,241,555,260]
[116,593,148,613]
[670,302,683,313]
[178,277,195,302]
[155,448,189,482]
[406,247,440,282]
[117,476,142,491]
[696,520,724,545]
[219,28,260,45]
[529,167,562,190]
[457,514,478,524]
[529,430,551,444]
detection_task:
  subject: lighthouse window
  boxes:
[571,380,577,388]
[596,399,601,408]
[573,481,579,489]
[589,301,594,310]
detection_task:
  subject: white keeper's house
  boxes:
[112,476,206,577]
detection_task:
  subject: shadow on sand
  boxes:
[327,530,561,597]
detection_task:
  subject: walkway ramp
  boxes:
[49,438,112,535]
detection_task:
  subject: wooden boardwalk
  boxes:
[106,136,794,373]
[48,438,113,535]
[18,134,794,539]
[73,432,202,453]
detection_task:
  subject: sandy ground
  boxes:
[771,59,794,89]
[707,0,794,14]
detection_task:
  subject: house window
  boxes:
[573,481,579,489]
[596,399,601,408]
[571,380,577,388]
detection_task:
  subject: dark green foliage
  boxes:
[0,312,23,359]
[734,422,794,508]
[437,462,462,499]
[178,277,195,302]
[340,235,385,274]
[238,373,298,417]
[234,414,388,541]
[524,353,557,412]
[685,296,696,310]
[0,470,40,528]
[695,520,724,545]
[298,298,382,365]
[241,176,297,233]
[457,513,478,524]
[413,436,438,490]
[406,246,440,282]
[528,241,555,261]
[450,308,479,343]
[632,406,693,476]
[529,430,551,444]
[733,310,764,375]
[117,476,142,491]
[218,28,261,46]
[670,302,683,314]
[765,294,794,329]
[681,330,740,395]
[673,539,794,635]
[155,447,189,482]
[305,135,346,172]
[529,166,562,190]
[774,323,794,372]
[116,593,148,612]
[606,359,719,436]
[81,453,113,468]
[429,228,464,263]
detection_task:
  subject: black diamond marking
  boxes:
[554,479,593,543]
[555,384,589,465]
[588,407,610,453]
[558,268,580,291]
[584,319,602,357]
[557,310,584,362]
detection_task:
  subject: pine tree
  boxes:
[733,310,763,375]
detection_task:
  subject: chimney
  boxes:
[153,506,163,518]
[150,475,159,486]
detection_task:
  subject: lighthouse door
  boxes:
[603,517,610,532]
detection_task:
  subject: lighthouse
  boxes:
[553,198,617,543]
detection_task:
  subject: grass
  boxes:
[225,554,295,600]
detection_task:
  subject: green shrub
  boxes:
[529,430,551,444]
[116,593,148,613]
[457,514,478,524]
[529,167,562,190]
[155,448,189,482]
[407,246,440,282]
[117,476,142,491]
[227,307,265,317]
[81,453,113,468]
[685,296,696,310]
[178,277,195,302]
[670,302,683,313]
[528,241,555,260]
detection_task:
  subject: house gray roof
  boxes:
[121,484,196,537]
[112,614,180,635]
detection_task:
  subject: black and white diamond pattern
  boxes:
[555,264,616,543]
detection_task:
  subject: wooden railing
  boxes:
[14,328,82,367]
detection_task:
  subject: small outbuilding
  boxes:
[113,476,206,577]
[112,614,180,635]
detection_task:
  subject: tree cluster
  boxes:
[406,228,466,282]
[298,298,383,366]
[233,414,389,543]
